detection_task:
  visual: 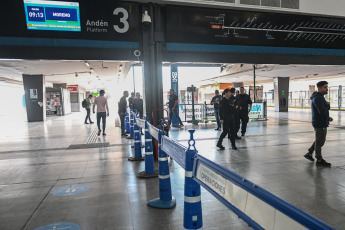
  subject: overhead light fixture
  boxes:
[85,61,90,67]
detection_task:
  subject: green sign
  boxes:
[93,93,98,97]
[281,90,285,96]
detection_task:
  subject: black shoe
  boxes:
[216,143,225,150]
[84,122,89,124]
[304,153,314,162]
[235,136,241,140]
[215,128,219,131]
[90,122,94,124]
[232,145,238,150]
[241,133,245,136]
[316,159,331,167]
[103,133,106,136]
[97,130,101,136]
[121,134,128,137]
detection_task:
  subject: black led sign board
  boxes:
[166,5,345,49]
[1,0,139,42]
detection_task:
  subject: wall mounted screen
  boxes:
[23,0,81,32]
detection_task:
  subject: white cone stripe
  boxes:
[184,196,201,203]
[185,171,193,178]
[145,152,153,155]
[145,139,152,141]
[159,174,170,179]
[135,141,141,143]
[159,157,168,161]
[134,131,139,133]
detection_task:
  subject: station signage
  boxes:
[166,5,345,50]
[249,103,264,119]
[67,85,78,92]
[1,0,140,43]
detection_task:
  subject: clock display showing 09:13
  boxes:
[29,12,44,18]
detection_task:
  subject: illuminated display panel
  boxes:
[23,0,81,32]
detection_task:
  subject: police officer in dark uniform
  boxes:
[216,88,238,150]
[235,86,252,136]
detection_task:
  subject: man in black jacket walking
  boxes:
[304,81,333,167]
[119,91,129,137]
[216,88,238,150]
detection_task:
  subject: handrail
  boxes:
[161,135,187,169]
[192,155,334,230]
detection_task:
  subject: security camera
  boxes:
[142,11,151,24]
[134,50,141,57]
[75,73,78,77]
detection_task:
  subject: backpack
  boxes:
[82,99,87,108]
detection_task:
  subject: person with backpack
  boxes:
[84,94,94,124]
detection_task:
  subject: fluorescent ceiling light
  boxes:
[85,62,90,67]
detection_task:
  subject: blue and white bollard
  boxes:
[147,120,176,208]
[125,112,130,134]
[128,116,144,161]
[126,110,134,140]
[184,130,203,229]
[138,117,158,178]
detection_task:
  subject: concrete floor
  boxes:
[1,109,345,230]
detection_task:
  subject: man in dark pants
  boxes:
[132,92,143,118]
[304,81,333,167]
[217,88,237,150]
[211,90,222,131]
[168,89,184,128]
[235,86,252,137]
[118,91,129,137]
[84,94,94,124]
[93,90,109,136]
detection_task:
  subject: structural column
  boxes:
[274,77,289,112]
[142,3,164,125]
[22,74,46,122]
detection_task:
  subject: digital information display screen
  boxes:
[23,0,81,32]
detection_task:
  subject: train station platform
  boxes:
[1,109,345,230]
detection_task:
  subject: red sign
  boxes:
[211,25,221,29]
[67,85,78,92]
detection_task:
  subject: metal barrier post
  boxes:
[147,120,176,209]
[184,130,203,230]
[125,112,130,134]
[138,117,158,178]
[126,110,134,140]
[128,114,144,161]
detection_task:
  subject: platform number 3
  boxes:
[113,8,129,33]
[172,72,178,82]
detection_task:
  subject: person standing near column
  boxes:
[168,89,184,128]
[84,94,94,124]
[235,86,252,137]
[132,92,144,119]
[118,91,129,137]
[93,90,109,136]
[128,92,135,109]
[211,90,222,131]
[304,81,332,167]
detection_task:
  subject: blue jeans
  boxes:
[169,108,183,126]
[97,112,106,132]
[119,113,125,135]
[214,109,221,129]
